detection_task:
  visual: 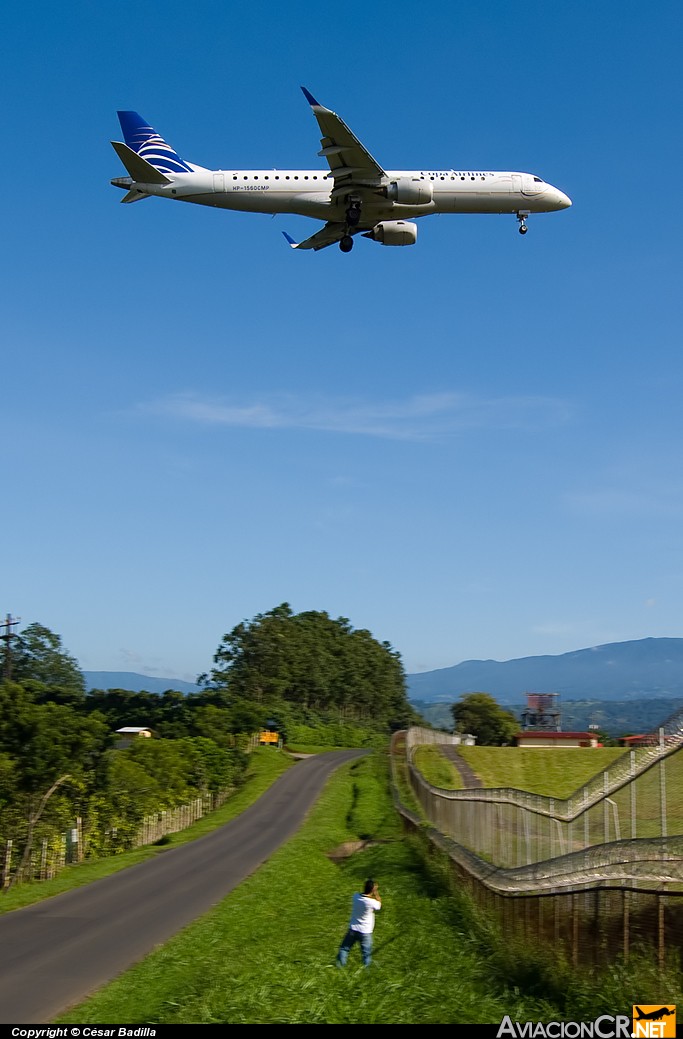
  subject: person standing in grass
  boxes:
[336,879,382,968]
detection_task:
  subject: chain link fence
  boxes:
[393,709,683,966]
[1,788,234,889]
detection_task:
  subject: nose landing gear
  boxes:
[517,210,530,235]
[339,235,354,253]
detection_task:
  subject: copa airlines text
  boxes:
[110,87,571,253]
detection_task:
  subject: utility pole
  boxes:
[1,614,20,681]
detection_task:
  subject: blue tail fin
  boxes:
[117,112,193,174]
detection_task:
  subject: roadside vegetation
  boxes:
[0,607,421,890]
[0,748,292,914]
[55,750,681,1025]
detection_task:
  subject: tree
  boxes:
[451,692,519,746]
[11,623,85,700]
[206,603,412,726]
[0,684,111,887]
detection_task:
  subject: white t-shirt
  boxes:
[349,892,381,934]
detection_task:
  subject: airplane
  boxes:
[634,1008,675,1021]
[110,87,572,253]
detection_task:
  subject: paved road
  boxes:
[0,749,365,1024]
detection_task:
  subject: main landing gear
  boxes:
[346,200,362,226]
[517,211,530,235]
[338,198,362,250]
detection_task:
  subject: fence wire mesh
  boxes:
[395,712,683,966]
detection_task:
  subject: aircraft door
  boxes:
[213,173,225,193]
[511,174,522,196]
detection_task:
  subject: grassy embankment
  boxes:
[413,743,683,838]
[413,745,628,796]
[53,745,681,1025]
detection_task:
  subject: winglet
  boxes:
[282,231,299,248]
[300,86,321,108]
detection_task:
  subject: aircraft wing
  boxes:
[282,223,356,251]
[301,87,386,199]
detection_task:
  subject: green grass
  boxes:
[413,744,463,789]
[454,746,628,797]
[54,749,682,1025]
[0,748,293,914]
[54,751,552,1025]
[285,743,337,755]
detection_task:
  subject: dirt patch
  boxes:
[326,839,393,863]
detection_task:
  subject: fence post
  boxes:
[76,816,83,862]
[630,751,637,839]
[602,772,609,843]
[658,893,665,971]
[659,732,667,838]
[2,840,12,890]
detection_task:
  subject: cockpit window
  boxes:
[533,177,543,183]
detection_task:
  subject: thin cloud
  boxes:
[138,390,572,440]
[565,487,683,518]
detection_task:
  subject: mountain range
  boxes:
[84,672,201,695]
[406,637,683,705]
[85,639,683,705]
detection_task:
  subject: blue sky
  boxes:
[3,0,682,682]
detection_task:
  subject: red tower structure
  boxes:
[520,692,561,731]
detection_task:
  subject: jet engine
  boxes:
[363,221,418,246]
[385,178,433,206]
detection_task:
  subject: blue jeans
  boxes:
[337,928,373,967]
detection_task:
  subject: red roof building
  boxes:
[515,731,600,748]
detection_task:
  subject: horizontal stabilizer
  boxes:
[111,141,171,185]
[120,189,151,204]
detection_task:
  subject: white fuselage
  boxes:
[139,167,571,225]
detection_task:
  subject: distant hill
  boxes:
[413,697,683,737]
[84,671,201,695]
[406,637,683,705]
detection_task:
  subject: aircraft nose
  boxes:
[555,189,572,209]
